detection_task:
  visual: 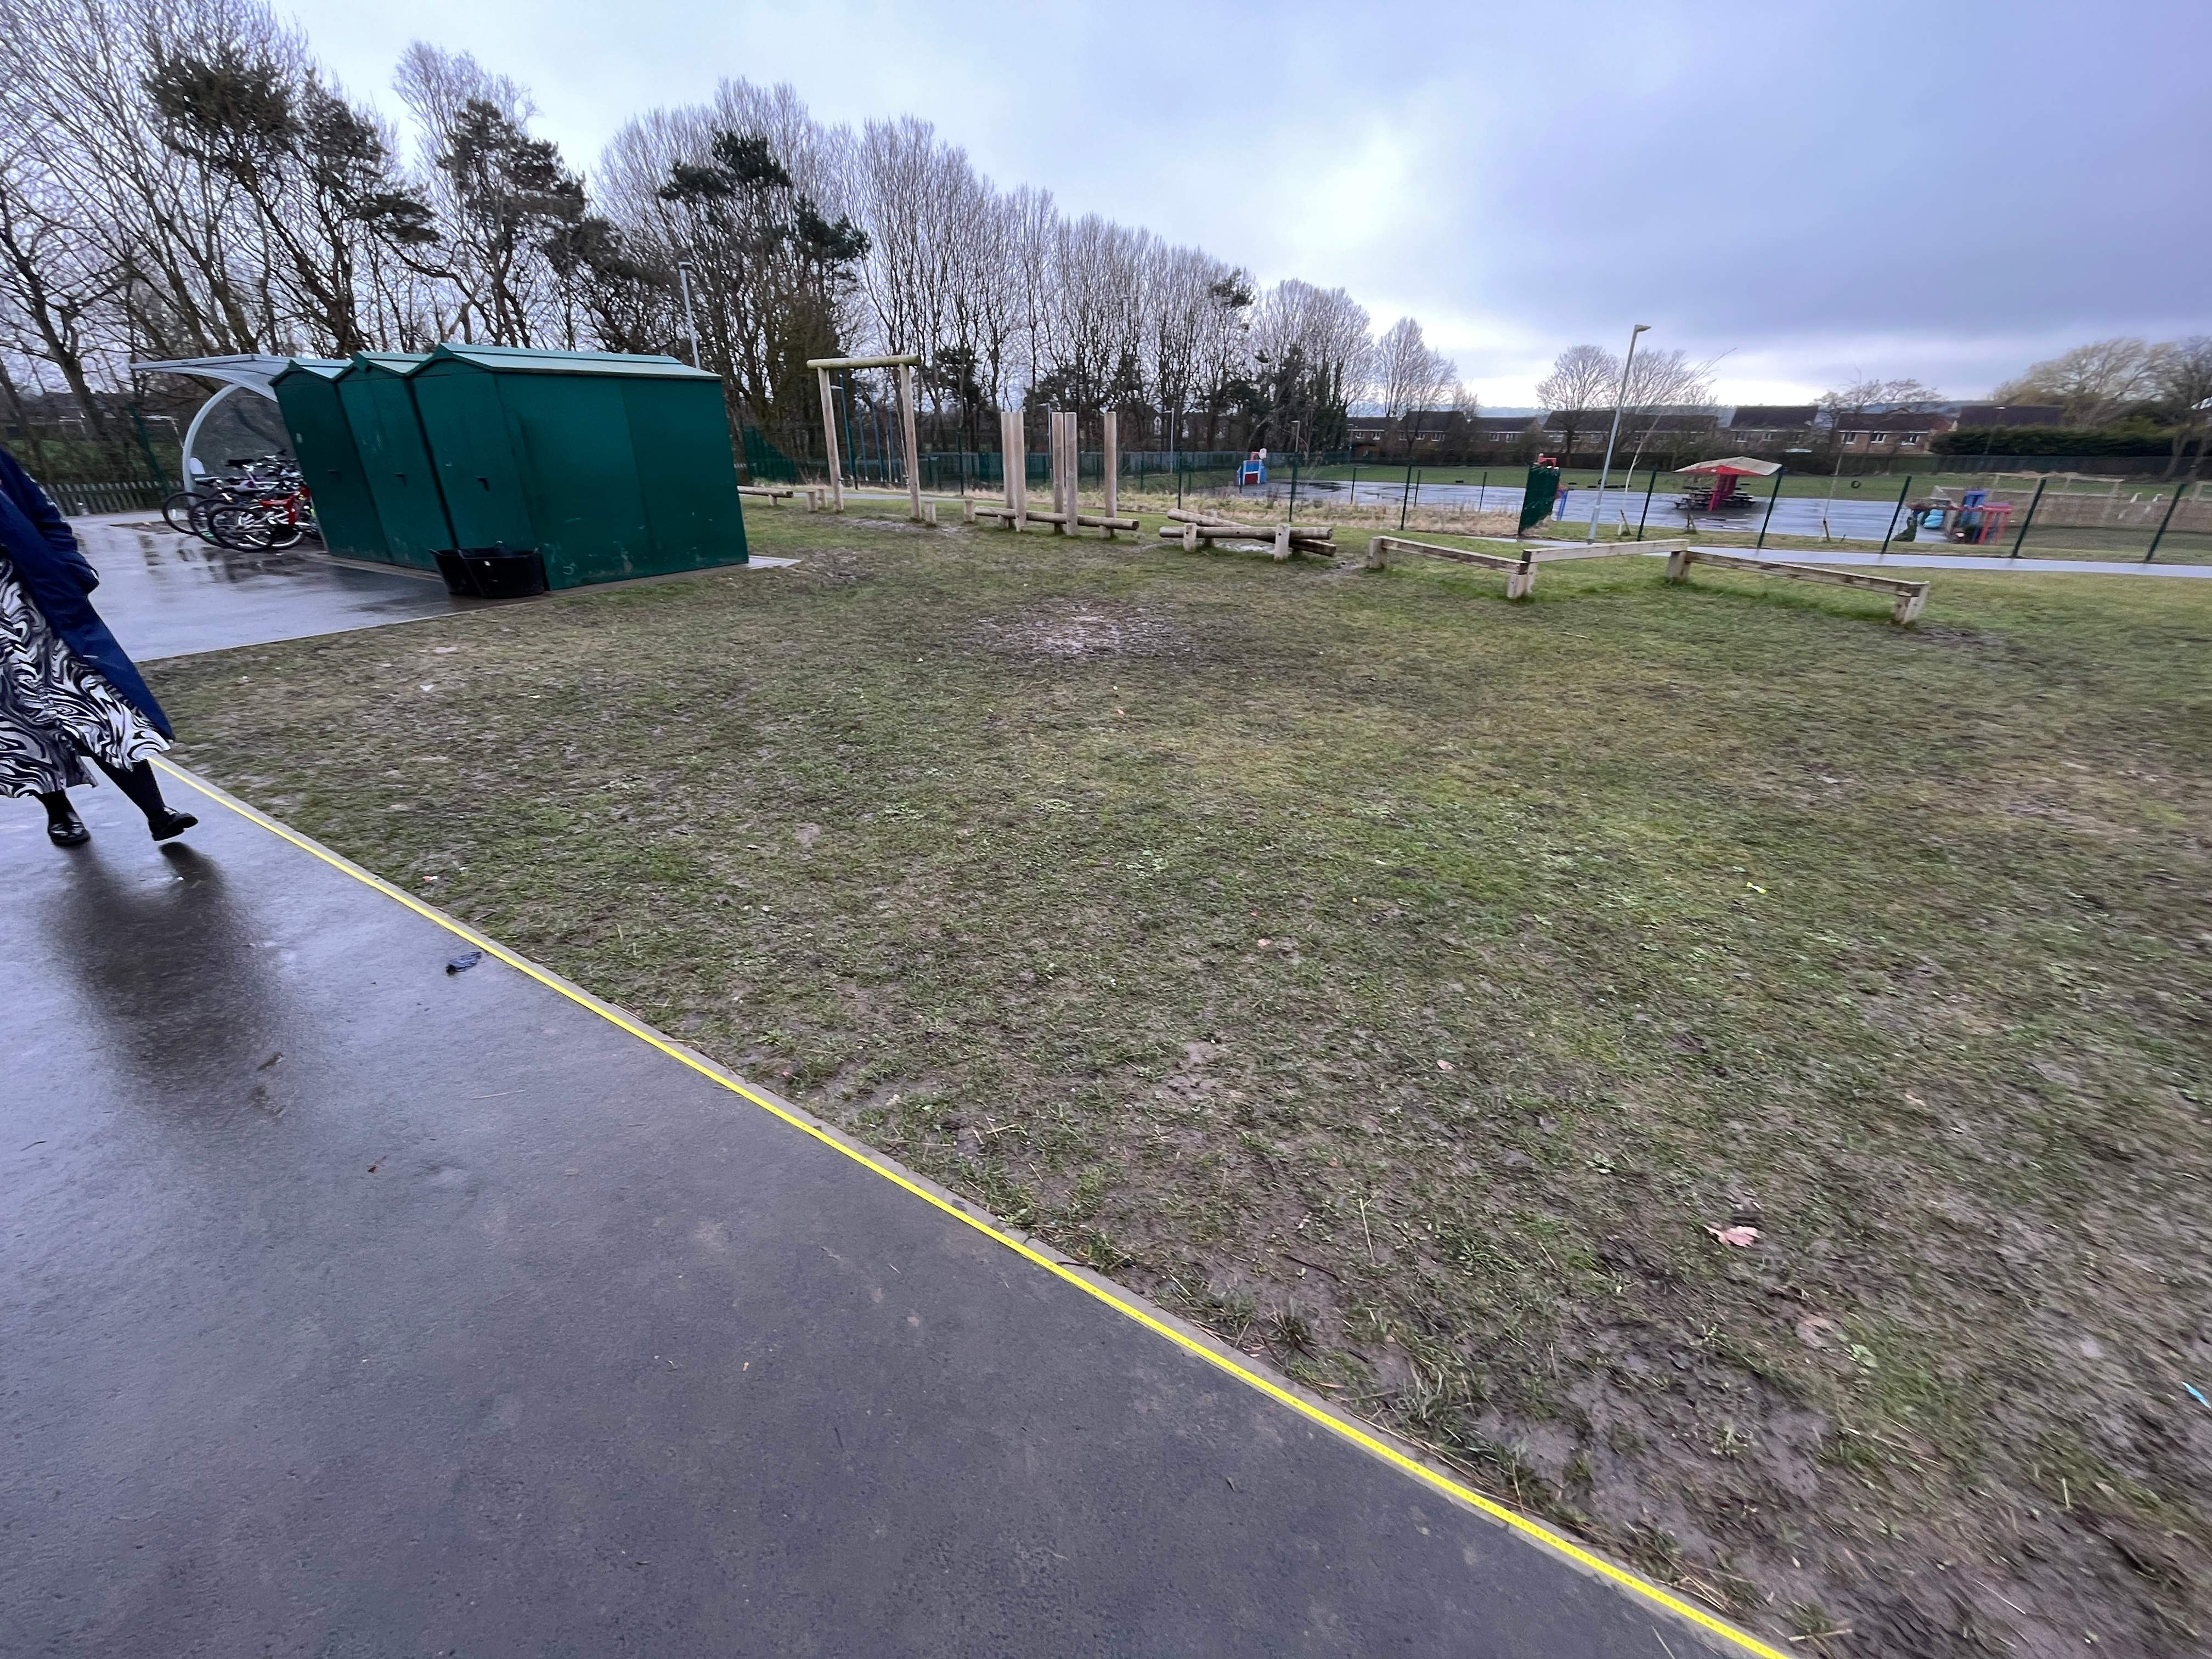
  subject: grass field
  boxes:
[154,508,2212,1657]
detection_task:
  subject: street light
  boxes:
[1587,323,1649,541]
[676,259,701,369]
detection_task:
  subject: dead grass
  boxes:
[153,507,2212,1657]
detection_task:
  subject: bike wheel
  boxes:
[160,489,206,535]
[260,516,306,550]
[204,503,274,551]
[186,494,230,544]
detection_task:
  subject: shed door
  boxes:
[341,377,452,568]
[417,371,534,552]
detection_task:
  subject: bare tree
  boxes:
[1142,242,1237,458]
[1818,374,1945,419]
[1374,317,1456,458]
[394,44,584,346]
[0,143,126,437]
[1189,268,1253,452]
[1990,338,2155,426]
[2146,336,2212,475]
[1618,346,1719,472]
[1249,280,1369,452]
[1536,343,1618,463]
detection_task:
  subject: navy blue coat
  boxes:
[0,446,172,740]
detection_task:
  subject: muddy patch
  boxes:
[972,600,1195,662]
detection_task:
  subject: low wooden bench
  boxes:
[1665,547,1929,624]
[1364,535,1688,596]
[737,485,797,506]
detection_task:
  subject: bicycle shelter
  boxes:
[334,353,452,571]
[270,359,391,564]
[404,345,747,588]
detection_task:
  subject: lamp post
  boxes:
[1587,323,1649,541]
[676,260,701,369]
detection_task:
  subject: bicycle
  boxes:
[169,457,319,551]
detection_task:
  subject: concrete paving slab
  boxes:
[1,768,1774,1658]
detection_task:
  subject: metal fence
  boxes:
[45,478,168,517]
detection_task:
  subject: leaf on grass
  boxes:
[1706,1224,1760,1248]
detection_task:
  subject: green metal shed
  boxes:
[270,358,391,564]
[334,353,452,570]
[405,344,747,588]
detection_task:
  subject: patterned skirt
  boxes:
[0,552,166,798]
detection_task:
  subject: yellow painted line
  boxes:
[153,755,1790,1659]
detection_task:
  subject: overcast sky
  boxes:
[283,0,2209,405]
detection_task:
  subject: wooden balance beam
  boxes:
[1664,548,1929,624]
[1164,508,1335,562]
[1367,535,1697,598]
[1364,534,1536,596]
[970,504,1136,532]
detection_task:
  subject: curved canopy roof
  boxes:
[130,354,340,399]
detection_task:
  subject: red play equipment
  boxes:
[1674,454,1779,511]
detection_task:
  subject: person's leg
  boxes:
[92,757,196,840]
[37,789,89,846]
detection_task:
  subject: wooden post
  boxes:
[1506,567,1536,600]
[816,367,843,512]
[1062,413,1079,539]
[1664,548,1690,581]
[1102,410,1119,538]
[1064,412,1079,534]
[1273,524,1292,561]
[1048,411,1063,533]
[1364,535,1388,570]
[1006,409,1027,532]
[899,363,922,522]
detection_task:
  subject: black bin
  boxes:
[435,545,547,599]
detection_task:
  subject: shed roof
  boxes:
[411,343,714,380]
[270,358,349,385]
[338,352,432,378]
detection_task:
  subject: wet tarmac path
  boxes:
[1,517,1771,1657]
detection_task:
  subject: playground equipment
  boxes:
[969,411,1138,535]
[1674,455,1779,512]
[1160,506,1336,561]
[1901,487,2016,545]
[808,352,926,521]
[1239,450,1268,487]
[1666,547,1928,624]
[1365,535,1690,596]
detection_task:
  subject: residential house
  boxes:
[1723,405,1817,449]
[1831,410,1955,454]
[1468,415,1541,447]
[1544,408,1718,439]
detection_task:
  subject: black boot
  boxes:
[94,758,197,841]
[39,791,89,847]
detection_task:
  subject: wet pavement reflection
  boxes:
[71,515,480,662]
